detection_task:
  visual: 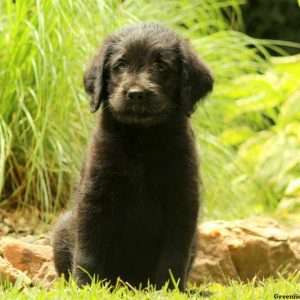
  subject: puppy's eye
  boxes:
[156,63,168,73]
[113,61,127,72]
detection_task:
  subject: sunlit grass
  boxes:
[1,275,300,300]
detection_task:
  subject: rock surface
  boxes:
[0,218,299,287]
[189,218,300,285]
[0,256,32,285]
[0,236,56,287]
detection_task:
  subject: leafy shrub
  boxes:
[196,55,300,219]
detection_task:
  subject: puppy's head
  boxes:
[84,23,213,125]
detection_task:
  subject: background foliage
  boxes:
[240,0,300,55]
[0,0,299,221]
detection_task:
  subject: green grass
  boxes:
[1,276,300,299]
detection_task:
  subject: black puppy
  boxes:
[52,22,213,291]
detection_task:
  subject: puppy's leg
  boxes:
[155,245,189,291]
[52,212,74,280]
[72,203,111,287]
[73,248,99,286]
[154,222,198,292]
[72,238,108,286]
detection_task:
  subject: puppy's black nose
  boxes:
[126,88,145,101]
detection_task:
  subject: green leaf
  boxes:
[285,178,300,197]
[220,127,254,146]
[273,55,300,78]
[279,92,300,124]
[238,131,272,164]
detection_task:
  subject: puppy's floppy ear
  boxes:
[83,39,111,113]
[180,39,214,116]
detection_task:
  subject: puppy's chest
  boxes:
[107,156,164,227]
[99,138,182,196]
[96,146,178,233]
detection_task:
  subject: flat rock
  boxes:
[0,237,56,287]
[188,218,300,285]
[0,256,32,286]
